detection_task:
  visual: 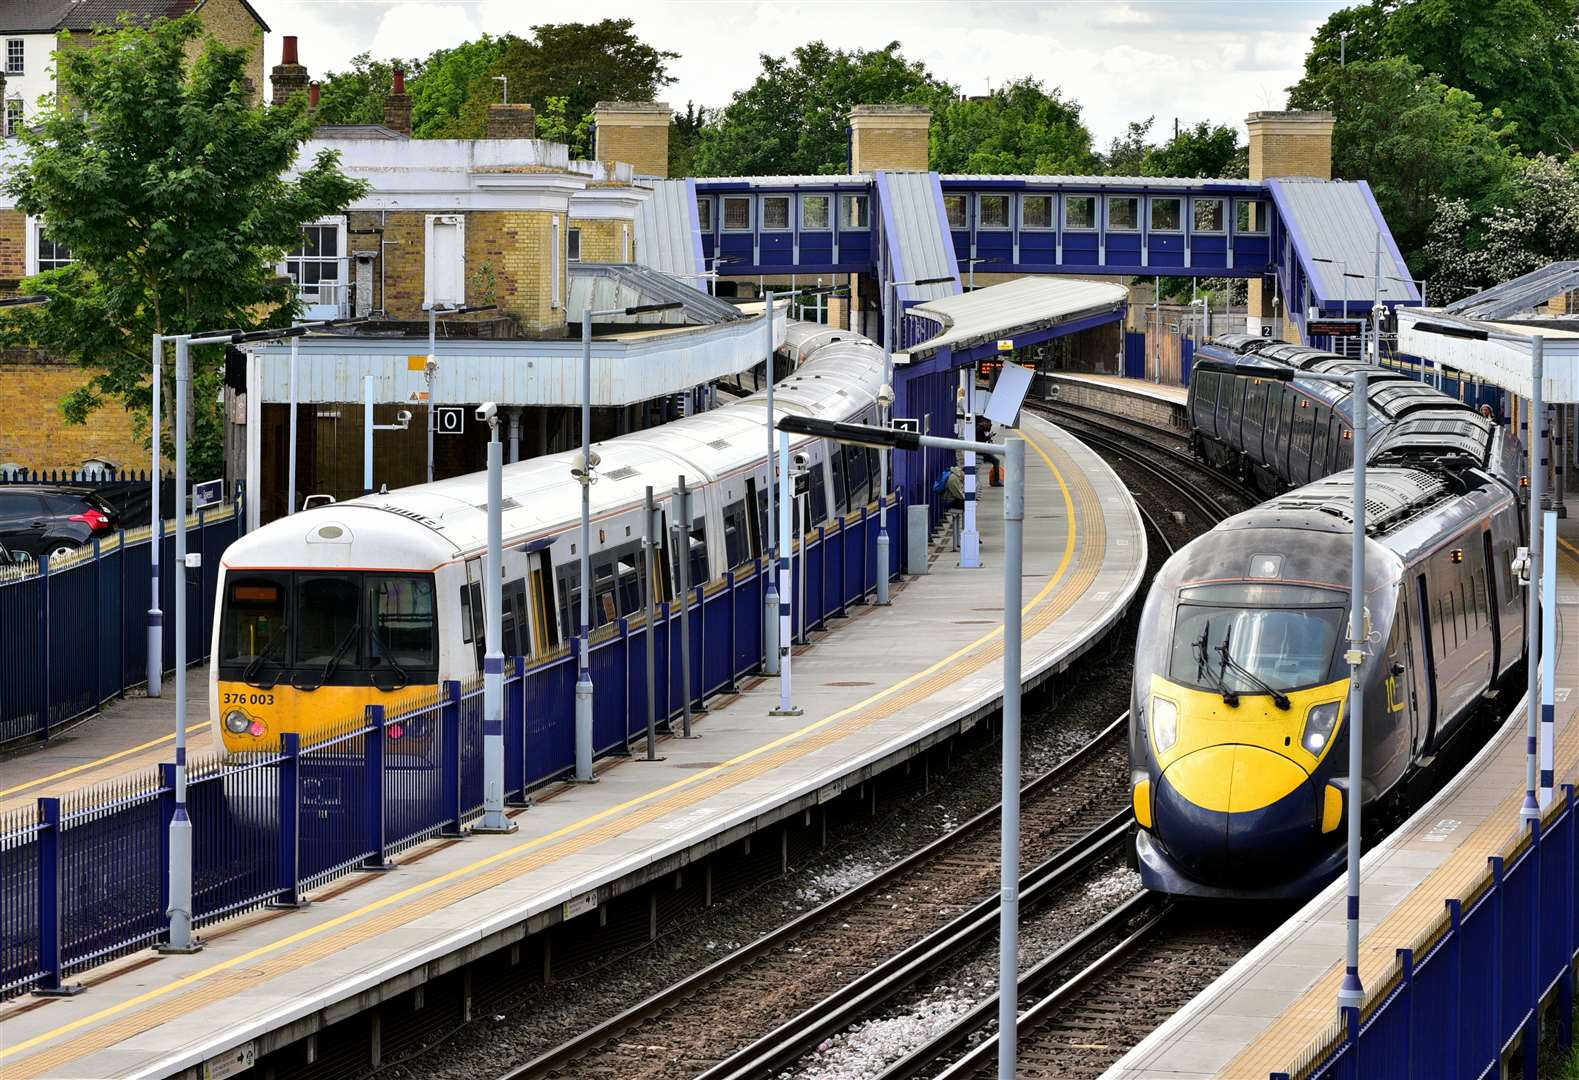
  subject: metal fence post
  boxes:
[92,537,102,707]
[364,706,388,869]
[1445,898,1463,1074]
[1491,854,1506,1061]
[33,796,79,995]
[508,656,532,805]
[724,569,739,694]
[1525,822,1544,1080]
[1396,947,1414,1073]
[117,527,127,699]
[1564,787,1577,1051]
[274,732,305,905]
[440,680,463,836]
[693,583,708,713]
[37,552,49,741]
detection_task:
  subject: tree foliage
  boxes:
[1,16,367,476]
[409,37,507,137]
[693,42,954,176]
[1143,121,1246,179]
[1424,154,1579,302]
[1293,0,1579,157]
[313,51,422,127]
[668,101,712,178]
[1102,117,1155,175]
[929,79,1099,174]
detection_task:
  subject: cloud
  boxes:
[1101,4,1154,25]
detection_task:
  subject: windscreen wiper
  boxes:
[1195,623,1240,707]
[1216,628,1292,710]
[243,626,288,689]
[294,623,359,692]
[369,623,410,690]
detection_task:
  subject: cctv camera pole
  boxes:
[771,431,801,716]
[162,333,198,953]
[148,334,163,698]
[673,476,695,737]
[1542,502,1557,809]
[576,310,597,782]
[1524,336,1546,826]
[998,434,1025,1080]
[427,306,437,484]
[641,486,663,760]
[1338,367,1368,1012]
[961,365,981,568]
[287,332,300,515]
[474,410,516,834]
[763,290,781,675]
[879,279,894,605]
[363,374,375,494]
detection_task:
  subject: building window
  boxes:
[5,40,22,76]
[424,214,466,310]
[943,194,967,229]
[801,194,830,230]
[1149,197,1182,232]
[1107,196,1139,231]
[979,195,1010,229]
[722,195,752,232]
[1064,195,1096,230]
[841,194,869,229]
[34,227,73,272]
[761,195,790,231]
[1193,198,1225,232]
[568,227,581,262]
[286,222,342,304]
[1021,194,1053,230]
[1236,198,1268,234]
[696,196,712,233]
[4,99,20,138]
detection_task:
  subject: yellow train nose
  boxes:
[1164,744,1309,813]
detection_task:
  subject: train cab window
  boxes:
[221,577,288,667]
[808,464,828,525]
[368,575,437,673]
[845,444,871,508]
[722,500,750,569]
[296,576,362,670]
[1169,583,1345,694]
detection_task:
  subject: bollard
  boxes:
[907,504,929,575]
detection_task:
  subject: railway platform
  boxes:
[1044,372,1189,432]
[1104,523,1579,1080]
[0,413,1145,1080]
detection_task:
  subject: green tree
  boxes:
[1143,121,1246,179]
[534,95,594,157]
[693,42,954,176]
[1103,117,1155,175]
[1294,0,1579,158]
[669,101,711,178]
[1,16,367,477]
[410,36,508,137]
[1424,153,1579,302]
[444,19,676,143]
[314,51,423,127]
[929,78,1100,174]
[1296,57,1516,264]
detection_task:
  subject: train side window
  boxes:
[615,545,642,615]
[689,516,709,584]
[722,500,750,569]
[868,448,882,496]
[591,555,618,626]
[1265,383,1284,446]
[1229,374,1245,424]
[1459,580,1472,636]
[808,463,828,524]
[829,449,848,514]
[845,444,870,507]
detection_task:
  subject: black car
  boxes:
[0,486,121,563]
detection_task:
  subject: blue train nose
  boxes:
[1152,744,1320,883]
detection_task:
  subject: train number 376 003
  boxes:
[222,692,276,706]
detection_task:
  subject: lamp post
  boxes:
[474,402,516,834]
[777,413,1021,1078]
[880,274,955,604]
[763,289,780,676]
[577,301,683,780]
[770,429,802,716]
[150,334,163,696]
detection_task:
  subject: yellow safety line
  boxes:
[3,426,1080,1064]
[0,724,211,800]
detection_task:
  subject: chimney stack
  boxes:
[309,81,319,112]
[270,35,309,107]
[383,67,412,136]
[486,103,537,139]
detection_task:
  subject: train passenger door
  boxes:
[1482,530,1500,680]
[1390,593,1420,758]
[1414,574,1438,754]
[528,550,560,654]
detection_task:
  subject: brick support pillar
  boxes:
[486,103,537,139]
[849,105,932,173]
[592,101,671,177]
[1246,110,1333,341]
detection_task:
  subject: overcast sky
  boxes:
[248,0,1348,146]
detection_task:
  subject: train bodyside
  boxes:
[1130,463,1523,899]
[209,323,890,755]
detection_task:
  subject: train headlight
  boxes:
[1151,696,1178,752]
[224,710,250,734]
[1302,701,1342,754]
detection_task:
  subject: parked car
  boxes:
[0,486,120,563]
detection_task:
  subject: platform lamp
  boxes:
[474,401,517,834]
[1414,320,1553,820]
[778,414,1024,1080]
[880,274,956,604]
[575,301,684,781]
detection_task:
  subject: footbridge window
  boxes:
[1150,197,1183,232]
[1107,196,1139,231]
[762,195,791,231]
[697,196,713,233]
[944,194,967,229]
[1064,196,1096,231]
[723,196,752,232]
[841,194,869,229]
[1022,195,1054,230]
[979,195,1010,229]
[801,194,831,230]
[1236,199,1268,234]
[1193,198,1225,232]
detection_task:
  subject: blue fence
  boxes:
[0,505,243,747]
[1278,787,1578,1080]
[0,500,902,999]
[1123,331,1147,380]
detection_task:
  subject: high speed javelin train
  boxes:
[1130,337,1527,898]
[208,321,888,754]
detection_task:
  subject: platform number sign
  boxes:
[192,479,223,510]
[435,406,466,435]
[1260,324,1274,338]
[893,418,920,434]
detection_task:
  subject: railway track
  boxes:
[499,714,1133,1080]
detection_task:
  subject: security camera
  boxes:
[570,447,602,483]
[877,384,895,407]
[476,402,498,422]
[396,410,412,425]
[792,451,810,469]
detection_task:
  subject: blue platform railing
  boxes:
[0,502,243,747]
[1276,786,1578,1080]
[0,498,902,1000]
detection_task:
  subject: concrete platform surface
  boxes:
[0,414,1146,1080]
[1104,523,1579,1080]
[1052,371,1190,406]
